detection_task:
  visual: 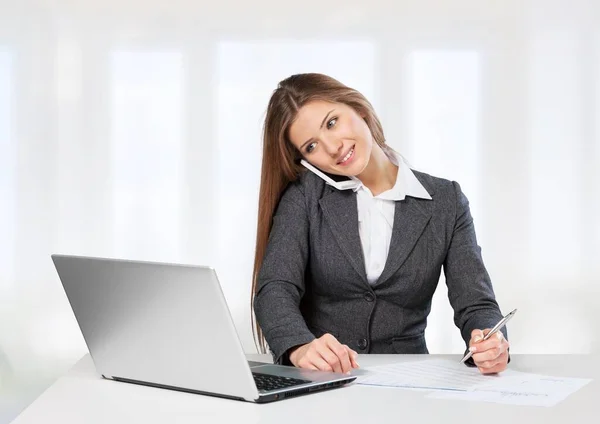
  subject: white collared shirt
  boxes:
[316,150,432,284]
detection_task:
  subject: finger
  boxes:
[470,334,505,357]
[470,329,485,345]
[346,346,360,368]
[305,351,333,372]
[338,345,358,371]
[475,351,509,370]
[478,366,502,375]
[321,334,350,373]
[325,338,352,374]
[296,359,319,371]
[472,342,507,363]
[476,357,503,370]
[478,357,508,374]
[315,343,343,373]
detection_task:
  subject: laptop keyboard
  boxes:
[252,372,311,392]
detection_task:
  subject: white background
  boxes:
[1,0,599,422]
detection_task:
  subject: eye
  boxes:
[327,117,337,129]
[305,142,317,153]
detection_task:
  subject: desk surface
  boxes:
[11,353,598,423]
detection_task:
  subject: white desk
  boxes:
[11,354,598,423]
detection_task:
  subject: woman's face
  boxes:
[288,100,374,176]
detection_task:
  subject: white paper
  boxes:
[358,359,489,391]
[430,373,592,407]
[357,359,592,407]
[428,374,592,407]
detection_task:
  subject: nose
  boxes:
[322,136,343,158]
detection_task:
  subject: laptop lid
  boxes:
[51,254,260,401]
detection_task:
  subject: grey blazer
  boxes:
[253,168,506,364]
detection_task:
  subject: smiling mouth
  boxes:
[337,145,355,165]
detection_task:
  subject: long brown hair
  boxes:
[251,73,389,353]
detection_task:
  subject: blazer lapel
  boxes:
[319,188,368,284]
[375,196,433,286]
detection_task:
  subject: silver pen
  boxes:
[460,308,517,364]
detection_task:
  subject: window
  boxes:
[0,49,14,289]
[408,50,482,219]
[528,32,583,280]
[110,50,185,262]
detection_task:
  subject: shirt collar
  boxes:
[318,149,432,201]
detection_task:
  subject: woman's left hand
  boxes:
[469,329,510,374]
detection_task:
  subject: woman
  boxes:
[252,73,510,375]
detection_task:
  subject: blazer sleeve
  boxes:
[253,182,316,364]
[443,181,508,358]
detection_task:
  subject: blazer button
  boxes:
[364,292,375,302]
[358,338,368,350]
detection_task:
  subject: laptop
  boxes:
[51,254,356,403]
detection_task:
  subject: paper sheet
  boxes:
[430,372,592,407]
[358,359,491,391]
[357,359,592,407]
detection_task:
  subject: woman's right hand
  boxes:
[288,333,360,374]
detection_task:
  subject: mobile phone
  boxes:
[300,159,357,190]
